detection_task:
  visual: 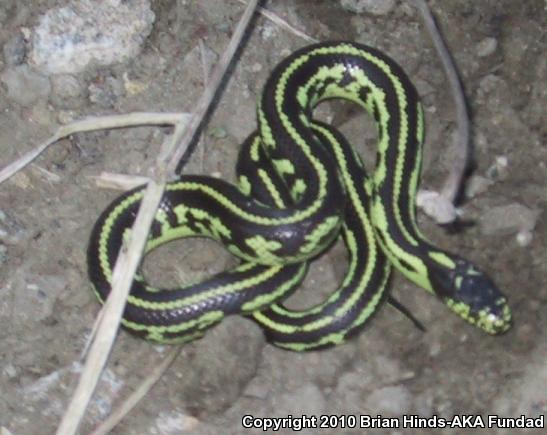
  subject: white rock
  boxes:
[29,0,155,74]
[416,190,458,224]
[516,229,533,247]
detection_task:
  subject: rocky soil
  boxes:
[0,1,545,434]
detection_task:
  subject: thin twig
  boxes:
[55,179,166,435]
[197,39,213,172]
[0,113,188,184]
[89,347,182,435]
[411,0,470,203]
[54,2,259,434]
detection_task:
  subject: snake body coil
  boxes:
[87,42,511,348]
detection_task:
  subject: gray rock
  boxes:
[3,32,27,66]
[479,203,541,236]
[0,65,51,106]
[29,0,155,74]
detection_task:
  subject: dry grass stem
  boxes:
[55,179,166,435]
[0,112,188,184]
[54,1,259,434]
[92,172,151,191]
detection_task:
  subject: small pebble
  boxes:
[250,62,263,73]
[486,155,509,180]
[516,229,533,246]
[416,189,457,224]
[465,175,494,199]
[209,126,227,139]
[3,364,17,379]
[260,22,279,40]
[476,37,498,57]
[479,203,540,237]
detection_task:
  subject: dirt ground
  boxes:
[0,1,545,434]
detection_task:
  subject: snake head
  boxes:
[428,257,512,334]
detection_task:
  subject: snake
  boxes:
[87,41,512,350]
